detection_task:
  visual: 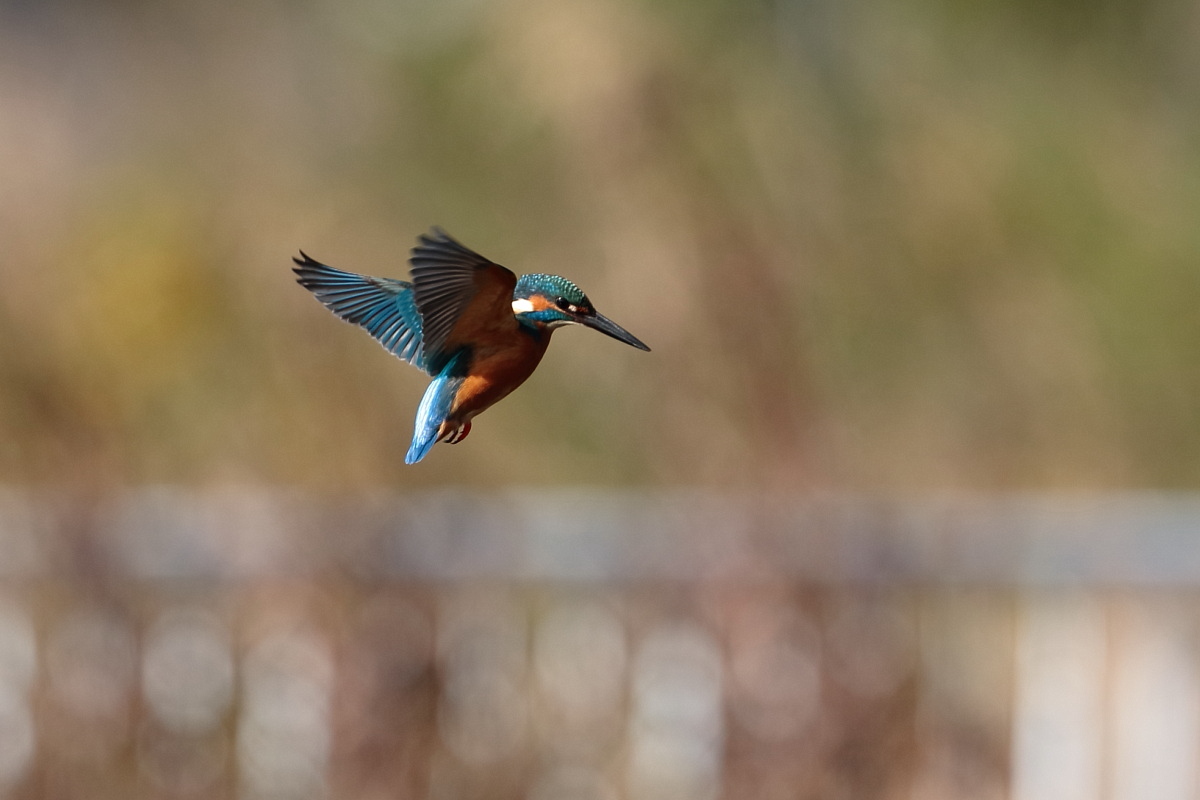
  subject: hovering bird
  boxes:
[293,228,650,463]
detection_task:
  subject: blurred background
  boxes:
[3,0,1200,797]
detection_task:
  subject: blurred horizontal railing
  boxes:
[0,489,1199,800]
[4,488,1200,583]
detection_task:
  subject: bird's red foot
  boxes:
[446,421,472,444]
[436,420,472,445]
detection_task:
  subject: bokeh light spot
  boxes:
[628,623,723,800]
[238,627,333,799]
[142,607,234,733]
[534,600,627,751]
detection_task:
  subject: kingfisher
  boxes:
[293,228,650,463]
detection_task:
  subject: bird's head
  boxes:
[512,274,650,351]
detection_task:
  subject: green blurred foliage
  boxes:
[1,0,1199,489]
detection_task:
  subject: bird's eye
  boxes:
[554,296,571,310]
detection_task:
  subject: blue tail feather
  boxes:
[405,367,464,464]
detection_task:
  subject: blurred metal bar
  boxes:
[6,488,1200,585]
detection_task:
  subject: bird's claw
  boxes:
[440,421,472,445]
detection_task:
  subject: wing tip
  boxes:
[422,225,453,245]
[292,250,327,285]
[412,226,487,266]
[293,249,321,267]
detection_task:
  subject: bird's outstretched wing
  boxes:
[293,252,428,371]
[409,228,518,373]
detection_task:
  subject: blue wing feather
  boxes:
[293,252,428,372]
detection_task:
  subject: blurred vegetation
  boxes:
[2,0,1200,489]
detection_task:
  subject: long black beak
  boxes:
[580,310,651,351]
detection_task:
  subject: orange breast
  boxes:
[448,328,550,422]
